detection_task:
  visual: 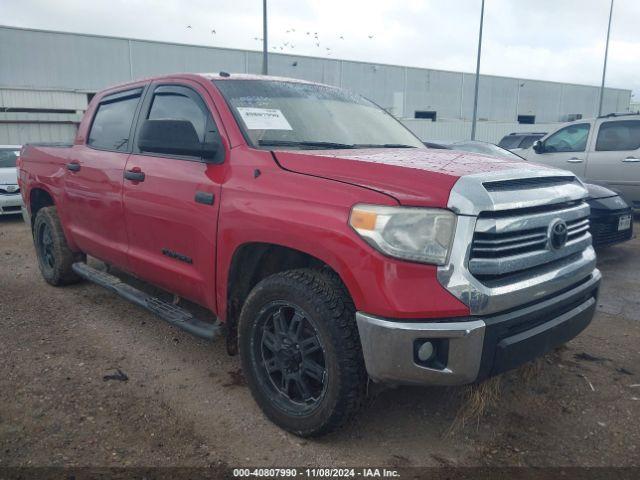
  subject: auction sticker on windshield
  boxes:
[237,107,293,130]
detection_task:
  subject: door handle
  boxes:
[124,169,145,182]
[566,157,583,163]
[622,157,640,163]
[195,191,215,205]
[66,162,81,172]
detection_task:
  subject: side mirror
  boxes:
[532,140,544,154]
[138,119,219,160]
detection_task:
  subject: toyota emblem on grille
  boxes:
[5,185,18,193]
[548,219,568,250]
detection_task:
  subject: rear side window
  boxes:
[498,136,523,149]
[596,120,640,151]
[520,135,543,149]
[88,89,142,151]
[147,86,209,142]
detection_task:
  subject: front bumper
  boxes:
[356,269,601,386]
[0,193,23,215]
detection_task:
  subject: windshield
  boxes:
[0,149,19,168]
[451,141,524,161]
[214,80,424,150]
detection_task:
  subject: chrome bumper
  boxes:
[356,270,601,386]
[0,193,23,215]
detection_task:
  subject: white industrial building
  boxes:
[0,25,633,145]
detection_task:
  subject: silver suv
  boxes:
[519,113,640,209]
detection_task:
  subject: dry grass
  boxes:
[446,356,550,436]
[447,376,502,435]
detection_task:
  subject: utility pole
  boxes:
[470,0,485,140]
[598,0,614,116]
[262,0,268,75]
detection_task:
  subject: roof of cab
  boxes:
[200,72,330,87]
[97,72,333,97]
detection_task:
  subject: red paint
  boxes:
[20,73,530,322]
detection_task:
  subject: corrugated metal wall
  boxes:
[0,25,633,145]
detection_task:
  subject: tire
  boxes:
[33,206,85,286]
[238,268,367,437]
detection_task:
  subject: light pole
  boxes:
[470,0,485,140]
[262,0,268,75]
[597,0,614,116]
[516,82,525,120]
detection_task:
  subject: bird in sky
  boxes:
[211,29,216,34]
[368,34,374,39]
[339,35,344,40]
[186,25,192,29]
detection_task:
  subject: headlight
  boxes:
[349,204,456,265]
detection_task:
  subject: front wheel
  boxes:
[238,269,367,437]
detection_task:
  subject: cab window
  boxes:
[596,120,640,151]
[543,123,590,153]
[147,86,210,142]
[88,89,142,151]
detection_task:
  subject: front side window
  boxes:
[214,80,424,150]
[543,123,590,153]
[596,120,640,151]
[0,149,19,168]
[88,90,141,151]
[147,87,209,142]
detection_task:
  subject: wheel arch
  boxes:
[29,187,55,229]
[223,242,354,355]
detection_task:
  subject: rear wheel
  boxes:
[239,269,367,437]
[33,206,85,286]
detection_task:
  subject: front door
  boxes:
[528,123,591,177]
[63,88,144,269]
[586,119,640,208]
[123,82,225,311]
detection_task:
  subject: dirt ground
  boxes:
[1,214,639,468]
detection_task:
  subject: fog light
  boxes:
[417,341,435,362]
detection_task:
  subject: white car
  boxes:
[519,113,640,209]
[0,145,23,216]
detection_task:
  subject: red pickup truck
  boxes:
[18,73,601,436]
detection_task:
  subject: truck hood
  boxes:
[0,167,18,185]
[273,148,554,207]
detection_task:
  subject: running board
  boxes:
[72,262,220,341]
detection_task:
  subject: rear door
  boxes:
[585,119,640,208]
[63,88,144,268]
[528,123,591,176]
[122,81,225,310]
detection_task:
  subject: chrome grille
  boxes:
[482,175,577,192]
[0,186,19,195]
[469,202,591,279]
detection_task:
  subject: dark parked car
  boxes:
[498,132,546,151]
[427,140,634,248]
[585,183,633,248]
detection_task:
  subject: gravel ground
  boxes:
[1,214,639,468]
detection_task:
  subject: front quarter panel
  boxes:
[216,147,470,321]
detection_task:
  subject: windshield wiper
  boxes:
[258,140,356,149]
[352,143,418,149]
